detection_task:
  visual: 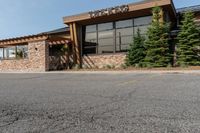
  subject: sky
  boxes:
[0,0,200,39]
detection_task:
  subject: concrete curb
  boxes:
[0,70,200,74]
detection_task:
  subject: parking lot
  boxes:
[0,72,200,133]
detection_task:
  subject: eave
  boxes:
[63,0,177,25]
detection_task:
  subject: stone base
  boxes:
[83,53,126,69]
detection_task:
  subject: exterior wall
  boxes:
[82,53,126,69]
[0,40,49,72]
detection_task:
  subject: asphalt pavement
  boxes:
[0,73,200,133]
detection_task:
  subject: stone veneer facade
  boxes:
[0,41,49,72]
[82,53,126,69]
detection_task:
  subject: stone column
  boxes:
[28,40,49,72]
[45,41,49,71]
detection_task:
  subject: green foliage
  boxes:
[143,6,171,67]
[104,64,115,69]
[176,11,200,66]
[120,64,128,69]
[16,50,23,59]
[61,45,69,53]
[126,28,146,67]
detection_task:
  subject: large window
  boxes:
[0,44,28,60]
[84,16,152,55]
[84,25,97,54]
[134,16,152,36]
[16,45,28,59]
[98,22,113,31]
[4,47,16,59]
[98,22,114,53]
[0,48,3,60]
[116,19,133,52]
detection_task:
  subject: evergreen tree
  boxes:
[143,6,171,67]
[176,11,200,66]
[126,28,146,66]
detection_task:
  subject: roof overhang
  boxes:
[63,0,177,25]
[0,34,48,46]
[0,34,71,46]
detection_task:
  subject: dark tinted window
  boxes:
[86,25,96,33]
[134,16,152,26]
[98,30,114,54]
[116,19,133,29]
[83,16,152,55]
[98,22,113,31]
[116,27,133,52]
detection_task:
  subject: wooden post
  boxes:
[152,7,164,24]
[159,8,164,23]
[73,23,81,66]
[69,23,77,65]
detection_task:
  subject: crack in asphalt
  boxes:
[1,73,200,132]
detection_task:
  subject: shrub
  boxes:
[143,6,172,67]
[176,11,200,66]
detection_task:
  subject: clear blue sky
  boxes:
[0,0,200,39]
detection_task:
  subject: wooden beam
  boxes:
[69,23,77,64]
[73,22,81,66]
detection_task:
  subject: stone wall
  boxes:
[0,41,49,72]
[82,53,126,69]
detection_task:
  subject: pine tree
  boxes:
[143,6,171,67]
[126,29,146,66]
[176,11,200,66]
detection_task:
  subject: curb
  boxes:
[0,70,200,74]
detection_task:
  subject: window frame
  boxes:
[83,15,152,55]
[0,44,28,60]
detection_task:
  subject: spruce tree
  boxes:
[176,11,200,66]
[143,6,171,67]
[126,29,146,66]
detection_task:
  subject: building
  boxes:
[0,28,71,72]
[0,0,199,72]
[63,0,176,69]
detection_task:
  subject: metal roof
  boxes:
[0,27,70,44]
[177,5,200,13]
[41,27,70,35]
[0,34,48,46]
